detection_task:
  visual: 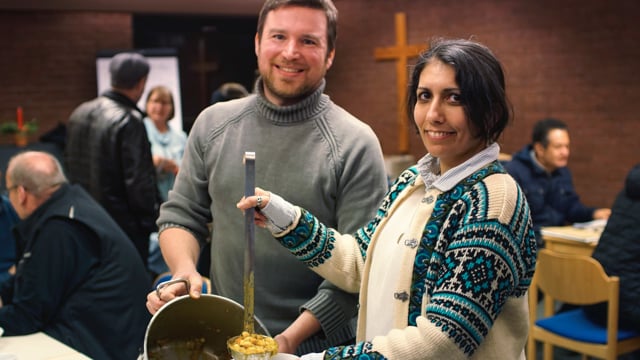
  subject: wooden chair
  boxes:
[152,271,212,294]
[498,152,512,162]
[527,249,640,360]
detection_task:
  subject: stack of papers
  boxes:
[572,219,608,231]
[540,226,603,243]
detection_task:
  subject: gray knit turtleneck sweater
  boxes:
[158,78,388,353]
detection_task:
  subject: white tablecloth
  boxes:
[0,332,90,359]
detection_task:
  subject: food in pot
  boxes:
[227,331,278,358]
[147,337,224,360]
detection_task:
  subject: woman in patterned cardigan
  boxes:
[238,38,537,360]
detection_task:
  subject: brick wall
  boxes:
[0,11,132,145]
[1,0,639,208]
[326,0,640,208]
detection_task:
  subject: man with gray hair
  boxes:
[65,52,160,270]
[1,151,150,360]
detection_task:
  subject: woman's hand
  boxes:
[153,155,179,175]
[164,160,179,175]
[237,187,271,228]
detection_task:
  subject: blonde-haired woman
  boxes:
[144,85,187,276]
[144,85,186,202]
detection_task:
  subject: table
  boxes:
[0,332,91,359]
[540,225,603,256]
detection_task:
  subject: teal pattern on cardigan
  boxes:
[277,161,536,359]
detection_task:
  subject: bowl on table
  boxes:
[227,331,278,360]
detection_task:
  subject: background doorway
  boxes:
[134,15,258,133]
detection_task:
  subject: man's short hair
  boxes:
[256,0,338,54]
[109,52,150,89]
[532,118,568,147]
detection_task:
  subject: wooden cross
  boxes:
[374,12,427,154]
[191,36,218,107]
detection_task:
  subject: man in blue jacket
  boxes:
[505,118,610,246]
[1,151,150,360]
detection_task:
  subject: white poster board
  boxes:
[96,49,183,133]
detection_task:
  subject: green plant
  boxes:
[0,119,38,134]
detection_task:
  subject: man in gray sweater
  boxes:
[145,0,388,355]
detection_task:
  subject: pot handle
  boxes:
[155,278,190,300]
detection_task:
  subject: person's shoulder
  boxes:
[625,163,640,198]
[69,96,103,118]
[323,101,380,141]
[143,118,155,131]
[507,147,531,163]
[80,95,128,121]
[504,151,534,175]
[325,101,365,125]
[187,97,257,147]
[475,171,529,219]
[484,171,520,189]
[63,185,129,230]
[197,95,254,127]
[80,95,105,107]
[469,163,520,193]
[89,94,119,110]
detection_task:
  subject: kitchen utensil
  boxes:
[243,151,256,334]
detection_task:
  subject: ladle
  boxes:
[242,151,256,334]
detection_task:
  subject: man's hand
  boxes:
[146,270,203,314]
[593,208,611,220]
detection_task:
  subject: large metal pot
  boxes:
[143,293,269,360]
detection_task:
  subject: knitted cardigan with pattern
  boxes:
[276,162,537,359]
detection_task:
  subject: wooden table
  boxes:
[0,332,91,359]
[540,226,603,256]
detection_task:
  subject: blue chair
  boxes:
[527,249,640,360]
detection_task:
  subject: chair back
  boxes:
[534,249,617,306]
[527,249,640,360]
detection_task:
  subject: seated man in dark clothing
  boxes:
[1,151,151,360]
[584,163,640,330]
[0,190,18,284]
[505,118,610,246]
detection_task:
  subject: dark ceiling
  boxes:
[0,0,264,16]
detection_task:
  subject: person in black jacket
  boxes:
[65,52,160,269]
[1,151,151,360]
[584,163,640,331]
